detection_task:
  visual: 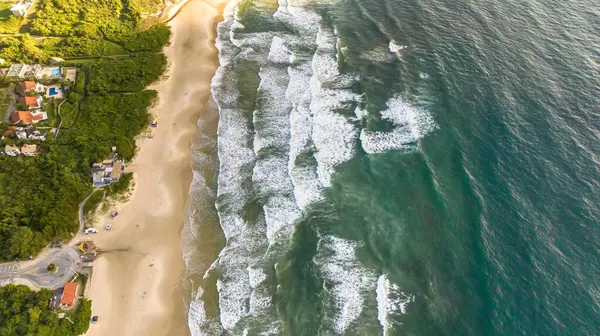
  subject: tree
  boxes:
[47,263,57,273]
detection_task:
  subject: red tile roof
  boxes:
[19,96,40,109]
[16,81,36,95]
[61,282,78,306]
[12,111,33,124]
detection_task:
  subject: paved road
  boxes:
[0,247,82,289]
[0,189,100,290]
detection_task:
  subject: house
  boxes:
[15,127,46,141]
[16,81,39,95]
[36,66,62,79]
[10,1,30,17]
[12,110,47,124]
[64,67,77,82]
[18,96,42,109]
[7,64,28,78]
[27,64,42,77]
[111,161,123,181]
[4,145,20,156]
[60,282,78,307]
[21,144,37,157]
[91,154,125,187]
[48,287,64,310]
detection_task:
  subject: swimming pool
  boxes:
[48,87,57,96]
[51,69,60,77]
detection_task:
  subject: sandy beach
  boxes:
[86,1,227,335]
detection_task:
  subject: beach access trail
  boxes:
[85,0,228,335]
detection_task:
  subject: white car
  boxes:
[84,228,98,234]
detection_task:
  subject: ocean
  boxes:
[181,0,600,334]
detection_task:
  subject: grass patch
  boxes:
[38,97,59,127]
[100,172,134,212]
[0,104,7,121]
[106,172,133,197]
[103,41,128,55]
[131,0,162,14]
[0,1,23,34]
[83,189,104,217]
[58,100,78,128]
[34,36,65,49]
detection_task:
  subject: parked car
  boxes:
[83,228,98,234]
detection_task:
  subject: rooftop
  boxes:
[21,144,37,154]
[111,161,122,179]
[12,110,45,124]
[61,282,78,306]
[7,64,26,77]
[17,81,36,95]
[19,96,40,109]
[5,145,19,152]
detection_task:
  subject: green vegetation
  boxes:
[131,0,163,14]
[0,0,171,63]
[0,7,170,259]
[0,285,91,336]
[106,172,133,197]
[58,100,78,128]
[0,88,8,121]
[83,190,103,217]
[0,2,170,330]
[85,53,166,92]
[0,0,22,34]
[0,35,49,63]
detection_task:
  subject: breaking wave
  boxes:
[184,0,436,334]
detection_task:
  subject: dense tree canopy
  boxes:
[85,53,167,92]
[0,285,91,336]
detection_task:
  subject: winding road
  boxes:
[0,247,83,289]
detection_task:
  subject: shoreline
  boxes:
[85,1,227,335]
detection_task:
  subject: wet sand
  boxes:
[86,1,227,335]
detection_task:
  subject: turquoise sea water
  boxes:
[183,0,600,334]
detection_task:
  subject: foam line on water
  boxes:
[376,274,415,335]
[361,95,437,154]
[309,25,360,187]
[314,235,377,333]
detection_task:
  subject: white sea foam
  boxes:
[389,41,406,54]
[376,274,415,334]
[309,26,360,187]
[315,236,377,333]
[361,95,437,154]
[267,36,293,64]
[247,267,268,288]
[189,0,436,334]
[360,45,396,63]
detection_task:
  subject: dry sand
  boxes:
[86,1,228,335]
